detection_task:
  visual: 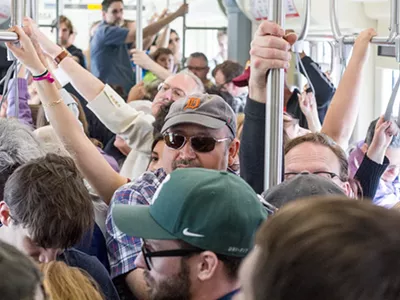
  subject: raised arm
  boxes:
[240,21,295,193]
[131,49,172,80]
[125,4,188,44]
[7,26,127,204]
[321,29,376,148]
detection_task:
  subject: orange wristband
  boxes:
[54,50,69,65]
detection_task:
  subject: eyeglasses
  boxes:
[284,171,339,181]
[157,82,186,101]
[163,133,230,153]
[187,66,208,72]
[141,243,203,271]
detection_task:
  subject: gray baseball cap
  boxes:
[161,93,237,137]
[262,174,346,209]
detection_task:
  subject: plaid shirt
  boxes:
[106,168,167,278]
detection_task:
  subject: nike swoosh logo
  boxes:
[182,228,205,238]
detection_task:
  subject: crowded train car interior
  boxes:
[2,0,400,299]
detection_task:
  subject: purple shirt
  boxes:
[349,141,400,208]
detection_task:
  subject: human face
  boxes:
[151,74,198,116]
[147,140,165,172]
[187,57,209,81]
[285,142,350,194]
[234,247,262,300]
[382,148,400,182]
[218,34,228,57]
[156,54,174,72]
[162,124,232,174]
[214,69,236,96]
[0,203,60,263]
[168,32,181,55]
[135,239,192,300]
[58,23,71,46]
[103,1,124,25]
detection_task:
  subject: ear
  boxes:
[342,181,353,198]
[360,143,368,154]
[228,138,240,167]
[196,251,220,282]
[0,201,11,226]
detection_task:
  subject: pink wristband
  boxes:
[32,72,55,83]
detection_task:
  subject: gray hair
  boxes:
[178,69,205,94]
[365,117,400,148]
[0,119,45,197]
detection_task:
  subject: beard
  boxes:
[172,159,203,171]
[144,259,191,300]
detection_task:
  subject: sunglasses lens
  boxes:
[191,137,216,152]
[164,134,185,150]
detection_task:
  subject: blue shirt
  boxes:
[90,21,135,94]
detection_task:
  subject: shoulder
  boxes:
[112,168,167,206]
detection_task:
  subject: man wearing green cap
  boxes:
[105,93,241,299]
[112,168,267,300]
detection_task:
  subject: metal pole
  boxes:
[182,0,187,65]
[55,0,60,43]
[264,0,285,190]
[388,0,399,42]
[330,0,342,41]
[297,0,310,42]
[135,0,143,83]
[0,32,19,42]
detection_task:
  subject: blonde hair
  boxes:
[39,262,104,300]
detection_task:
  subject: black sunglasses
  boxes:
[163,133,230,153]
[142,244,203,271]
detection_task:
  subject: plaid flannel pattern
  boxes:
[106,168,167,278]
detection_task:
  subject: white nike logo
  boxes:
[182,228,205,238]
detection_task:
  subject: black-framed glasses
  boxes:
[284,171,339,181]
[187,66,208,72]
[141,243,203,271]
[163,133,230,153]
[157,82,186,101]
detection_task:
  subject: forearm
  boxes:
[145,60,172,80]
[305,112,322,133]
[321,56,365,148]
[156,26,170,49]
[35,29,104,102]
[142,35,156,51]
[34,78,126,204]
[143,13,180,39]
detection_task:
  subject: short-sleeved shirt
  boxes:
[90,21,135,94]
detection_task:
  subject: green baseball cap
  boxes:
[112,168,267,257]
[161,93,237,137]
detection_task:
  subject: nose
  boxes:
[134,252,147,269]
[162,88,173,101]
[178,139,196,160]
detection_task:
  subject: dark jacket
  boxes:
[286,56,336,129]
[240,97,387,199]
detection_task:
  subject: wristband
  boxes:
[32,71,55,83]
[54,49,69,65]
[32,69,48,78]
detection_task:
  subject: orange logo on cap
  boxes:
[184,97,201,110]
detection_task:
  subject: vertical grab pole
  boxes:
[264,0,285,190]
[182,0,187,65]
[135,0,143,83]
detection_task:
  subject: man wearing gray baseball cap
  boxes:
[106,93,241,299]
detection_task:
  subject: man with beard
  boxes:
[90,0,188,94]
[112,168,267,300]
[106,93,240,299]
